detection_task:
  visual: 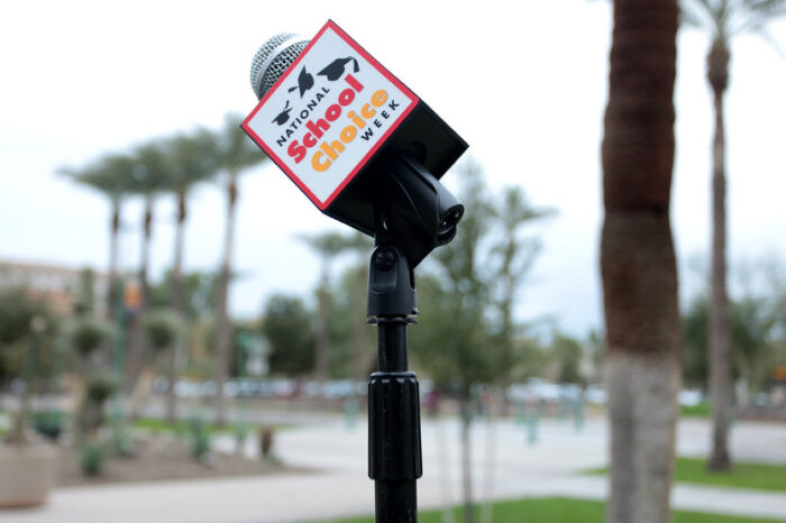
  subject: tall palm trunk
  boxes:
[707,38,732,471]
[167,189,188,424]
[140,198,153,312]
[128,197,154,398]
[172,190,187,316]
[601,1,681,522]
[107,197,122,321]
[214,176,238,427]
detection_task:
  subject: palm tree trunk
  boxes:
[127,197,154,399]
[708,45,732,470]
[140,198,153,312]
[167,190,187,424]
[107,198,121,321]
[601,1,681,522]
[172,190,187,315]
[214,177,238,427]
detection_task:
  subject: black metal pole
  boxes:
[377,320,408,372]
[367,246,422,522]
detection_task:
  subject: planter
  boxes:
[0,443,59,508]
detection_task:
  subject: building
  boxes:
[0,259,108,316]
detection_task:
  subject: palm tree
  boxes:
[61,154,132,321]
[129,141,170,311]
[298,231,352,381]
[211,114,267,427]
[160,128,218,423]
[125,141,168,398]
[601,1,681,522]
[680,0,786,472]
[165,129,218,317]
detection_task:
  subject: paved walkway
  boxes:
[2,417,785,522]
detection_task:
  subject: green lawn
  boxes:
[130,417,293,435]
[587,457,786,493]
[681,402,711,417]
[321,497,785,523]
[674,457,786,492]
[131,417,196,434]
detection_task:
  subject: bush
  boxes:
[33,410,65,442]
[80,372,120,438]
[111,422,135,458]
[0,288,59,385]
[80,443,104,476]
[234,421,250,453]
[187,417,211,461]
[86,372,120,404]
[69,317,113,358]
[143,310,183,352]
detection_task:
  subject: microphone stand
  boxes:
[367,239,423,522]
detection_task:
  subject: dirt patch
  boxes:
[57,437,307,488]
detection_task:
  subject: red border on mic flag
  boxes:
[242,20,419,211]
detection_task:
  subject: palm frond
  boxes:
[737,0,786,33]
[680,0,786,38]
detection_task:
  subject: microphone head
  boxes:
[249,33,310,100]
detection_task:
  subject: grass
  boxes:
[130,417,293,435]
[321,497,785,523]
[674,457,786,492]
[131,417,191,434]
[131,417,249,435]
[587,457,786,493]
[681,402,712,417]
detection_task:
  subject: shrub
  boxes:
[86,372,120,404]
[234,421,250,454]
[80,372,120,438]
[33,410,65,442]
[80,443,104,476]
[143,310,183,353]
[69,317,113,358]
[187,417,211,462]
[111,422,135,458]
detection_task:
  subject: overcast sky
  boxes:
[1,1,784,337]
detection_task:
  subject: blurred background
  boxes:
[1,1,785,522]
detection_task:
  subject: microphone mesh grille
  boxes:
[249,34,309,100]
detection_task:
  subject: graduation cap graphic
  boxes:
[318,57,360,81]
[272,100,292,126]
[288,66,315,98]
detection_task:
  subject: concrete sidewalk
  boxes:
[4,471,786,523]
[2,417,785,522]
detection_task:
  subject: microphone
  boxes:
[243,21,467,265]
[249,33,309,101]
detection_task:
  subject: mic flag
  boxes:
[242,20,467,236]
[243,21,418,211]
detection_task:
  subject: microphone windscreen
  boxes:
[249,33,310,100]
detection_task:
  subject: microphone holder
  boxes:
[367,231,423,521]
